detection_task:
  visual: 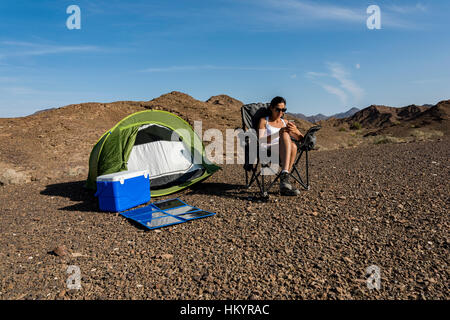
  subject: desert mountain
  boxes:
[206,95,243,108]
[419,100,450,122]
[346,104,429,128]
[0,93,447,185]
[332,107,361,120]
[0,91,313,185]
[334,100,450,135]
[304,100,449,150]
[289,107,360,123]
[0,92,234,182]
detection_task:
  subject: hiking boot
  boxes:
[280,172,301,196]
[279,172,292,191]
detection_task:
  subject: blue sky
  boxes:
[0,0,449,117]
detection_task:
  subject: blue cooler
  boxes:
[95,170,150,212]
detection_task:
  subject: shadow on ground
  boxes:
[187,182,276,201]
[40,180,98,212]
[40,180,276,212]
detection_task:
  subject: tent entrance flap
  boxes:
[127,124,203,188]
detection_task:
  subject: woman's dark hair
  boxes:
[270,96,286,108]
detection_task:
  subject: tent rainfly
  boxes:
[86,110,220,197]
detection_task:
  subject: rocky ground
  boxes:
[0,138,448,300]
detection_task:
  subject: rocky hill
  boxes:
[346,104,429,128]
[289,107,360,123]
[0,93,448,186]
[334,100,450,136]
[0,91,315,185]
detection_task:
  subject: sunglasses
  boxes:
[274,108,287,113]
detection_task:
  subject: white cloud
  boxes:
[306,71,328,77]
[141,65,289,72]
[258,0,365,23]
[0,86,42,95]
[0,41,103,58]
[386,3,428,14]
[321,84,348,104]
[242,0,431,30]
[327,62,364,102]
[307,62,364,105]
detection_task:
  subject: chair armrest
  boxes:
[299,125,322,151]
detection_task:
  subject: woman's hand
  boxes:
[286,121,303,140]
[286,121,296,132]
[286,121,300,135]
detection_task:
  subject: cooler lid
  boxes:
[97,170,149,182]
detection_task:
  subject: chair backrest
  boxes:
[241,103,270,130]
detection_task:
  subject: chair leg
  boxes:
[305,150,309,189]
[254,170,262,191]
[261,167,267,197]
[246,165,258,189]
[247,162,269,199]
[248,163,283,198]
[257,164,285,197]
[266,171,282,193]
[290,150,309,190]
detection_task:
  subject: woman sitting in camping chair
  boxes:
[258,96,304,196]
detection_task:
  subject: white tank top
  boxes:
[262,116,286,147]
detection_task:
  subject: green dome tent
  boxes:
[86,110,220,197]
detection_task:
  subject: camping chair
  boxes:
[240,103,321,198]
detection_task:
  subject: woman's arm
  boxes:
[258,118,270,143]
[286,121,304,141]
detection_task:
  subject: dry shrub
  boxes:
[410,129,444,140]
[373,136,405,145]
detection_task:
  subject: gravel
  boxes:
[0,138,448,300]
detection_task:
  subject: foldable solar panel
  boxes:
[119,198,215,230]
